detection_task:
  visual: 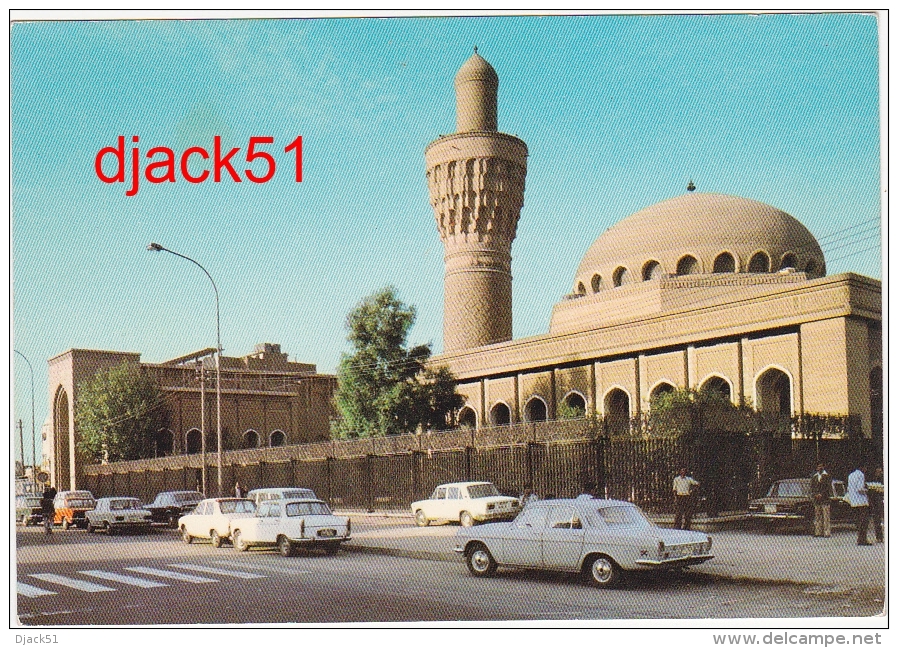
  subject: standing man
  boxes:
[810,462,834,537]
[846,464,871,545]
[868,468,884,543]
[673,468,700,530]
[40,486,55,536]
[234,481,244,498]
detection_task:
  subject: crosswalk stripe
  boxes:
[168,563,265,579]
[29,573,116,593]
[125,567,218,583]
[79,570,168,588]
[17,582,57,598]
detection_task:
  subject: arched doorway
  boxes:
[185,428,202,455]
[269,430,286,447]
[562,392,586,418]
[155,429,174,457]
[604,388,630,435]
[490,402,511,426]
[53,387,71,489]
[524,397,547,422]
[649,382,676,405]
[756,368,792,421]
[458,407,477,428]
[700,376,732,401]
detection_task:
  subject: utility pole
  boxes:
[199,359,207,494]
[17,419,24,473]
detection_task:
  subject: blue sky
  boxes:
[11,14,882,465]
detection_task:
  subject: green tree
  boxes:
[646,387,744,438]
[333,286,463,438]
[76,363,169,463]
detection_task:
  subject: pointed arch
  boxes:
[603,387,631,435]
[489,402,511,426]
[524,396,548,422]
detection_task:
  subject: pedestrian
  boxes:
[673,468,700,530]
[868,467,884,543]
[234,481,244,498]
[846,463,871,545]
[40,487,56,536]
[810,461,834,537]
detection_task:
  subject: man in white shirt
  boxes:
[673,468,700,530]
[846,464,871,545]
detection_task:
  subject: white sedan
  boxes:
[454,497,713,588]
[178,498,256,547]
[411,481,520,527]
[230,499,351,557]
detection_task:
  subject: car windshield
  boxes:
[109,499,142,510]
[219,500,255,514]
[770,481,809,497]
[466,484,500,499]
[173,492,204,504]
[286,502,332,516]
[596,505,652,529]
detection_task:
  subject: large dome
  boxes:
[573,192,826,295]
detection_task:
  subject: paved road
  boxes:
[14,526,885,624]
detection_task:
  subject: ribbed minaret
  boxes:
[425,49,528,353]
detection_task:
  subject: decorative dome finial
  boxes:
[687,179,696,192]
[474,45,478,54]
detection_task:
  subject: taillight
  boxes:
[300,519,305,538]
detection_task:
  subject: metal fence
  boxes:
[81,414,879,514]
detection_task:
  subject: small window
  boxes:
[780,253,797,271]
[642,260,662,281]
[748,251,770,273]
[269,430,286,447]
[547,506,580,529]
[612,266,629,287]
[257,503,271,517]
[576,282,586,295]
[805,259,818,276]
[515,506,548,530]
[713,252,736,273]
[591,274,602,293]
[447,487,460,500]
[677,255,699,275]
[433,487,446,500]
[268,504,281,518]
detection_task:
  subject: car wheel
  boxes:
[86,521,95,533]
[414,509,430,527]
[460,511,475,527]
[20,514,29,527]
[168,514,178,529]
[232,530,248,552]
[584,554,621,588]
[465,543,497,577]
[278,535,295,557]
[104,522,116,536]
[181,526,193,544]
[61,518,70,531]
[211,530,223,548]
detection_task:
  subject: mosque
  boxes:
[425,51,882,437]
[44,51,882,491]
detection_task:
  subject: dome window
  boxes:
[748,251,770,273]
[780,253,797,271]
[576,282,586,295]
[805,258,818,277]
[676,255,699,276]
[612,266,629,287]
[642,260,662,281]
[591,274,602,293]
[713,252,736,273]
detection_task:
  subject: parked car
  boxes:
[411,481,520,527]
[86,497,152,534]
[747,478,850,531]
[231,498,351,557]
[53,490,96,529]
[145,490,205,528]
[246,487,318,508]
[16,495,43,526]
[454,497,714,588]
[178,498,256,547]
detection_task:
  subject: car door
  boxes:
[187,501,209,537]
[445,486,462,521]
[258,503,282,543]
[492,505,546,567]
[541,505,585,570]
[427,487,447,520]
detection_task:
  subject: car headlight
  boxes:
[487,503,495,511]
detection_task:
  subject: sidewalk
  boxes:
[337,510,886,591]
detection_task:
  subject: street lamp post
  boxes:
[14,350,36,481]
[147,242,223,496]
